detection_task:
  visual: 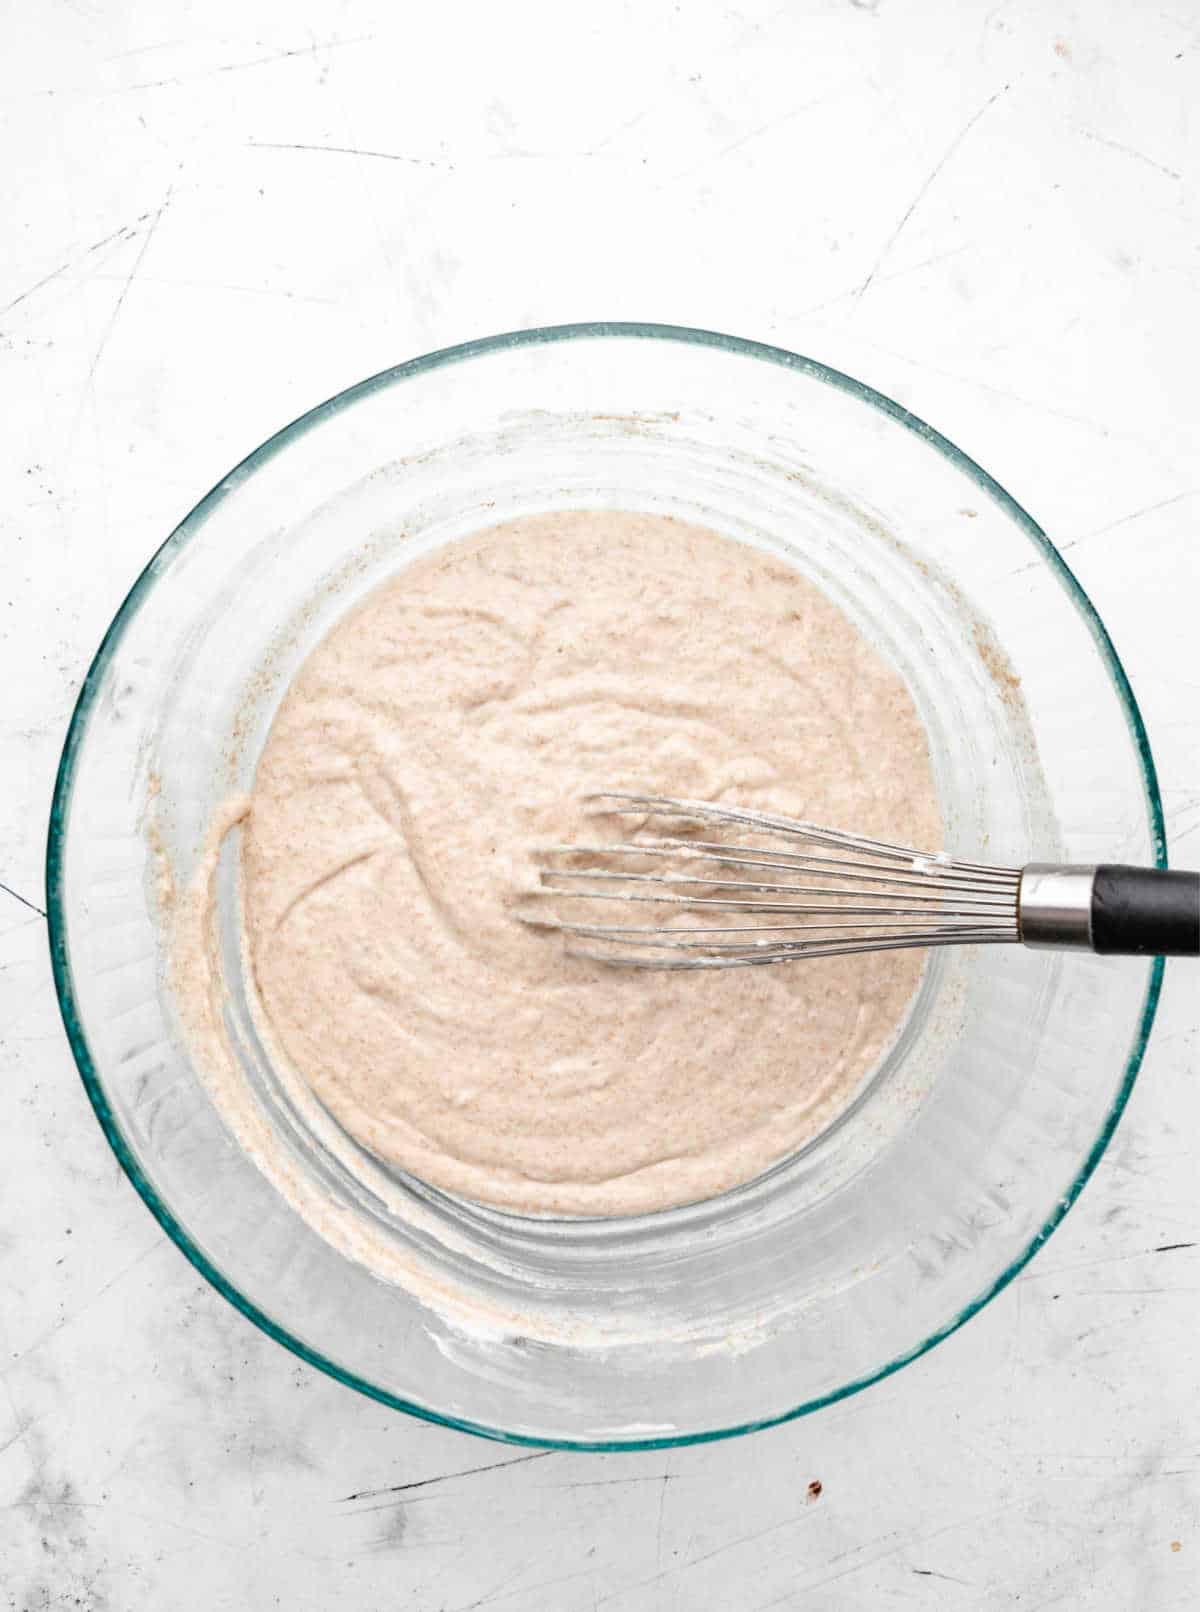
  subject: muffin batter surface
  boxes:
[242,511,941,1215]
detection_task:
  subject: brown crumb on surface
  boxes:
[807,1480,823,1502]
[1171,1541,1182,1553]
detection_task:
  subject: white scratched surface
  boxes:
[2,0,1198,1606]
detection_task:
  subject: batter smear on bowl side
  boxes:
[241,511,941,1215]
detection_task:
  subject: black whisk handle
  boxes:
[1091,865,1200,957]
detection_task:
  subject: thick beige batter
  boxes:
[241,511,941,1216]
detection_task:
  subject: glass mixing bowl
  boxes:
[48,325,1164,1448]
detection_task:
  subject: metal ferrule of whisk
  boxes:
[524,793,1199,970]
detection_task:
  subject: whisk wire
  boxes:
[525,791,1022,969]
[539,838,1017,896]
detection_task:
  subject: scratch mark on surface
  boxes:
[801,1500,1027,1594]
[1,974,51,1038]
[1081,1285,1200,1296]
[0,219,145,318]
[81,190,171,396]
[867,339,1135,440]
[1008,487,1200,577]
[795,245,970,316]
[248,140,447,168]
[547,1475,678,1490]
[9,1239,166,1368]
[1059,489,1200,550]
[1022,1243,1194,1282]
[1077,127,1182,181]
[101,40,185,62]
[0,1376,32,1464]
[855,86,1007,305]
[664,89,845,186]
[29,1497,257,1553]
[478,150,557,162]
[0,909,42,938]
[1154,1242,1197,1253]
[446,1564,597,1612]
[0,881,46,919]
[118,35,375,92]
[0,1420,32,1459]
[87,271,336,306]
[339,1448,552,1504]
[3,263,78,318]
[585,106,652,156]
[596,1509,813,1606]
[914,1567,973,1584]
[1005,1449,1197,1470]
[654,1454,671,1569]
[448,1560,533,1611]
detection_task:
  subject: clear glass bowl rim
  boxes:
[46,321,1167,1451]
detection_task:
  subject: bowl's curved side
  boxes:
[46,323,1165,1449]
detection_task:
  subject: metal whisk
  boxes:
[525,792,1199,970]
